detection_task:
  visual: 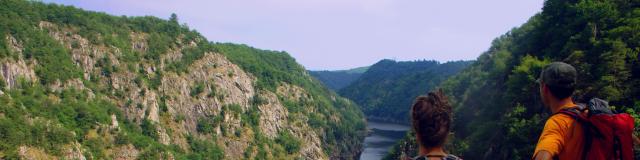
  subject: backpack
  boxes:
[556,98,635,160]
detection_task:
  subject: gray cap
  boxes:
[537,62,577,88]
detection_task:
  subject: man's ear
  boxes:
[541,84,549,96]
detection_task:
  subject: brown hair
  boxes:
[411,89,452,148]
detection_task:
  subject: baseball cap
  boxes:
[537,62,577,89]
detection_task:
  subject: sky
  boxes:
[43,0,543,70]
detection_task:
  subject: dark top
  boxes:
[409,154,461,160]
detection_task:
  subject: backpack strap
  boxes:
[554,107,591,160]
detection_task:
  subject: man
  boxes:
[533,62,583,160]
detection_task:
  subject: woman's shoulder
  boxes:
[443,154,461,160]
[408,154,462,160]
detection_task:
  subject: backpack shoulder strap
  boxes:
[554,107,586,121]
[553,106,591,160]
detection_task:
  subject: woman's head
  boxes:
[411,89,452,148]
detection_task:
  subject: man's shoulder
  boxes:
[550,107,582,122]
[549,112,575,121]
[543,113,576,129]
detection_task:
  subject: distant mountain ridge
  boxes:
[309,66,369,91]
[339,59,472,123]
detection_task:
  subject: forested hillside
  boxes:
[309,66,368,91]
[0,0,365,159]
[386,0,640,159]
[339,60,472,123]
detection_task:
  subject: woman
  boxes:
[409,89,460,160]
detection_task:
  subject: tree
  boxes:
[169,13,178,24]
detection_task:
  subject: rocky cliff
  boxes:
[0,1,365,159]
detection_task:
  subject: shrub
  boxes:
[186,135,224,160]
[140,119,158,140]
[190,82,204,97]
[275,131,301,154]
[196,117,215,134]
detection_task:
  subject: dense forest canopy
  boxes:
[309,66,369,91]
[339,59,472,123]
[385,0,640,159]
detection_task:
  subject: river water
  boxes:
[359,120,410,160]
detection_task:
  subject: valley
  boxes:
[1,0,640,160]
[312,0,640,159]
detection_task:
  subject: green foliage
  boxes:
[207,84,217,98]
[140,119,158,140]
[505,55,550,103]
[386,0,640,159]
[0,80,124,158]
[84,138,107,159]
[27,29,83,85]
[145,33,172,62]
[185,136,224,160]
[0,0,368,159]
[190,82,205,97]
[209,42,367,158]
[308,66,369,91]
[241,105,260,127]
[307,113,326,128]
[282,99,300,113]
[251,93,267,106]
[166,43,213,73]
[275,131,301,154]
[339,60,472,123]
[225,104,243,114]
[212,43,307,91]
[382,131,418,160]
[196,116,222,135]
[0,76,5,90]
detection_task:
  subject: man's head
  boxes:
[411,89,451,149]
[538,62,577,107]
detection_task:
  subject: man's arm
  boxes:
[533,151,553,160]
[533,116,568,160]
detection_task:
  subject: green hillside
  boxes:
[309,66,369,91]
[385,0,640,159]
[339,59,472,123]
[0,0,365,159]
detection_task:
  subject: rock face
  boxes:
[3,18,353,160]
[257,91,288,138]
[0,36,37,89]
[0,58,38,89]
[113,145,139,160]
[62,142,86,160]
[161,52,255,131]
[18,146,56,160]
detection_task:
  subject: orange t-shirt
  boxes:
[533,106,585,160]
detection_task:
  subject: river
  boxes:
[359,120,410,160]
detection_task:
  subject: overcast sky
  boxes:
[43,0,543,70]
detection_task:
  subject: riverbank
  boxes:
[359,120,410,160]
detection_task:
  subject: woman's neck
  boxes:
[419,146,447,157]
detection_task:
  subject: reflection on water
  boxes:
[359,121,410,160]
